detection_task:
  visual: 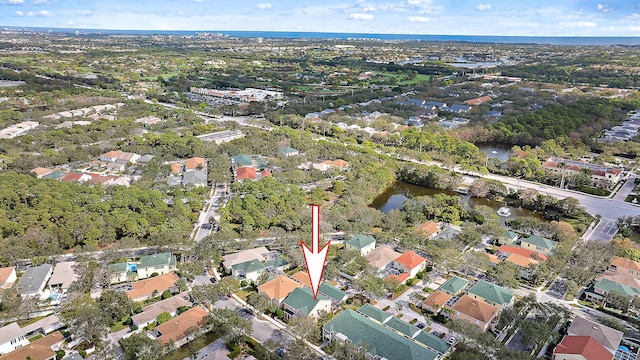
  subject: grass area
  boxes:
[393,284,410,299]
[29,334,43,342]
[578,186,611,196]
[17,315,46,327]
[164,331,219,360]
[398,74,432,85]
[235,289,251,301]
[626,194,640,204]
[110,320,129,333]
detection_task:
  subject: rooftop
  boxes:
[346,234,376,250]
[154,306,208,345]
[127,272,179,300]
[567,316,623,353]
[356,303,393,324]
[258,275,303,301]
[0,266,15,284]
[439,276,469,295]
[48,262,77,289]
[140,253,176,268]
[422,290,453,309]
[132,292,192,326]
[450,294,499,323]
[365,245,401,270]
[0,332,63,360]
[323,310,438,360]
[15,264,52,295]
[394,250,426,270]
[554,335,613,360]
[467,280,513,306]
[610,256,640,272]
[521,235,557,251]
[282,287,329,316]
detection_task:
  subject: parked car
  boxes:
[417,323,425,329]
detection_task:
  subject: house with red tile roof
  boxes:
[464,96,492,106]
[30,167,53,178]
[421,290,452,314]
[236,166,258,181]
[153,306,208,347]
[553,335,613,360]
[61,172,91,182]
[416,221,441,239]
[0,267,16,290]
[258,275,304,305]
[185,157,206,171]
[127,272,179,302]
[543,157,622,189]
[392,250,427,278]
[447,295,499,332]
[609,256,640,279]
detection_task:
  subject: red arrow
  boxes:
[301,204,330,300]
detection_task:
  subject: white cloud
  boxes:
[350,13,374,20]
[77,10,94,16]
[14,10,22,16]
[630,13,640,19]
[630,26,640,31]
[408,16,430,22]
[597,3,610,12]
[27,10,54,17]
[476,4,491,11]
[576,21,597,27]
[33,0,51,4]
[256,3,271,10]
[67,20,74,25]
[361,6,376,12]
[4,0,25,4]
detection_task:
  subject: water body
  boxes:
[448,62,502,68]
[9,27,640,45]
[477,143,512,162]
[370,181,539,225]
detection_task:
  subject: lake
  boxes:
[477,143,512,162]
[370,182,539,225]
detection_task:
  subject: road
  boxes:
[193,183,228,242]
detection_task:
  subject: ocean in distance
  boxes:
[7,27,640,45]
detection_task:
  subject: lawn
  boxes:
[110,320,129,333]
[164,331,220,360]
[398,74,432,85]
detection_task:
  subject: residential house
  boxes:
[446,104,472,113]
[99,150,124,162]
[553,336,613,360]
[282,287,332,320]
[231,154,254,168]
[153,306,208,347]
[231,259,266,282]
[392,250,427,279]
[48,262,77,293]
[520,235,557,256]
[258,275,304,306]
[495,245,547,279]
[106,163,125,173]
[235,166,258,181]
[425,101,447,109]
[609,256,640,279]
[126,272,179,302]
[0,323,28,355]
[0,266,17,289]
[114,152,141,165]
[322,309,441,360]
[170,163,182,175]
[345,235,376,256]
[291,271,347,306]
[439,276,469,296]
[15,264,52,297]
[185,157,206,171]
[422,290,452,314]
[131,292,192,328]
[365,245,401,271]
[61,172,92,182]
[499,230,519,245]
[20,316,64,338]
[416,221,441,239]
[586,274,640,303]
[30,168,53,179]
[182,170,207,187]
[464,96,492,106]
[196,130,244,144]
[108,262,130,284]
[136,253,177,280]
[222,247,269,273]
[543,157,622,189]
[279,147,299,157]
[467,280,514,307]
[447,295,499,332]
[0,332,63,360]
[566,316,623,355]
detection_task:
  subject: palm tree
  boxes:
[558,161,567,189]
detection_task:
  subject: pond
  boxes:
[370,182,540,225]
[477,143,512,162]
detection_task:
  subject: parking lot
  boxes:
[589,218,618,241]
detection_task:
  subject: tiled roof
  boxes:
[171,163,181,174]
[467,280,513,305]
[127,272,178,300]
[356,303,392,324]
[416,221,440,236]
[554,336,613,360]
[0,322,24,345]
[610,256,640,272]
[498,245,548,261]
[282,287,329,315]
[30,167,53,177]
[439,276,469,295]
[568,316,623,353]
[140,253,176,268]
[258,275,303,302]
[232,259,266,274]
[346,235,376,249]
[385,316,420,337]
[185,157,206,170]
[422,290,452,309]
[231,155,253,167]
[155,306,208,345]
[521,235,557,251]
[593,278,640,297]
[387,273,410,283]
[365,245,401,270]
[0,266,15,284]
[290,271,346,302]
[222,247,269,271]
[394,250,426,270]
[450,294,499,323]
[413,331,451,355]
[236,166,257,180]
[0,332,64,360]
[101,150,123,159]
[132,292,192,326]
[323,310,438,360]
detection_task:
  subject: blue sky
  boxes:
[2,0,640,36]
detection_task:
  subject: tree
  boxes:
[487,261,521,288]
[213,277,241,297]
[458,226,482,247]
[157,312,172,325]
[469,179,490,198]
[246,292,271,313]
[191,283,219,306]
[98,290,134,324]
[604,291,631,312]
[284,338,316,360]
[288,315,320,342]
[60,294,109,345]
[205,308,252,343]
[120,332,162,360]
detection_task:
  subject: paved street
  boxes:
[194,183,228,242]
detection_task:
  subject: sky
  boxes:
[2,0,640,36]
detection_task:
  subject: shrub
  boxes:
[240,280,248,287]
[276,309,284,320]
[161,290,172,299]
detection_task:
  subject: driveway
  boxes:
[191,338,229,360]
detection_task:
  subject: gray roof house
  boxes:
[15,264,52,297]
[182,170,207,187]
